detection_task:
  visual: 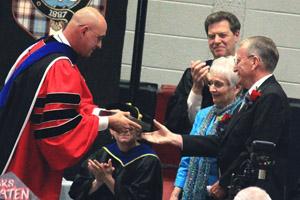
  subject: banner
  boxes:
[0,172,39,200]
[12,0,107,38]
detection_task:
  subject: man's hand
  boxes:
[108,110,141,133]
[141,120,183,148]
[190,60,210,94]
[209,181,226,199]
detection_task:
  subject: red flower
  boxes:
[249,89,262,102]
[220,113,231,123]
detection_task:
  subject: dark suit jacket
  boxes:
[182,75,290,200]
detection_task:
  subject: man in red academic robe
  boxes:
[0,7,140,200]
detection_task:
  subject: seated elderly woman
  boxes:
[69,104,162,200]
[168,56,242,200]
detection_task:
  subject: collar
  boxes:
[0,37,78,107]
[53,32,71,47]
[103,142,157,166]
[248,74,273,94]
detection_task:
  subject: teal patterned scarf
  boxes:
[182,97,242,200]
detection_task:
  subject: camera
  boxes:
[250,140,276,180]
[228,140,276,198]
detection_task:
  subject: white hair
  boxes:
[209,56,239,87]
[234,187,272,200]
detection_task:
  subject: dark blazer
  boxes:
[182,75,290,200]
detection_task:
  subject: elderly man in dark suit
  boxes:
[142,36,290,200]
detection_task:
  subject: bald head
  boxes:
[234,187,272,200]
[70,7,106,29]
[63,6,107,57]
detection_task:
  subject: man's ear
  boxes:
[251,55,261,71]
[234,30,240,42]
[79,25,89,37]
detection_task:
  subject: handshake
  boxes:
[99,103,152,132]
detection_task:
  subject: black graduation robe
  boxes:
[69,142,162,200]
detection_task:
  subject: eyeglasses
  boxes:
[235,55,255,65]
[207,80,227,88]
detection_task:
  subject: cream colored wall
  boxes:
[121,0,300,99]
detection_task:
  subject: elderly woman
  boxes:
[169,56,242,200]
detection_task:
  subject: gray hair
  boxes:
[209,56,239,87]
[239,36,279,72]
[234,187,272,200]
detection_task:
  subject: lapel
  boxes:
[221,106,243,142]
[221,75,276,142]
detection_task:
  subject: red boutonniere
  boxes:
[249,89,262,102]
[217,113,232,135]
[245,89,262,107]
[219,113,232,123]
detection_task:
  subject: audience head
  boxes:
[234,186,272,200]
[205,11,241,58]
[107,103,146,151]
[110,127,140,151]
[63,7,107,57]
[234,36,279,89]
[208,56,241,108]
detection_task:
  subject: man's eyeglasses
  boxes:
[235,55,255,65]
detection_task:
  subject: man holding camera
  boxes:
[0,7,141,200]
[142,36,290,200]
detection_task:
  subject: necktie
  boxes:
[238,92,249,112]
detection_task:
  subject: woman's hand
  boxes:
[169,187,182,200]
[209,181,226,199]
